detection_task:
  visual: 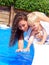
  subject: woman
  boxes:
[9,11,49,52]
[9,12,28,52]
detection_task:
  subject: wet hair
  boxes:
[9,12,28,46]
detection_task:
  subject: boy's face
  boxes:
[30,22,39,31]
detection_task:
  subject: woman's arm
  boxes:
[36,29,47,44]
[23,36,34,51]
[18,35,24,49]
[16,35,24,52]
[33,11,49,22]
[27,36,34,49]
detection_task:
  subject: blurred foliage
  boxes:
[0,0,49,15]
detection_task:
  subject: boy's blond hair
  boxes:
[27,12,39,25]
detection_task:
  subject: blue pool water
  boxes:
[0,28,34,65]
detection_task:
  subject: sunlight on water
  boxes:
[0,28,34,65]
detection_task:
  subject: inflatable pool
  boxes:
[0,27,34,65]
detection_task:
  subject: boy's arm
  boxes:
[39,13,49,22]
[36,29,47,44]
[33,11,49,22]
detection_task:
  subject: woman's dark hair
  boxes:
[9,12,28,46]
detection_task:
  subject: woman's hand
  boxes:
[16,49,23,52]
[16,47,30,52]
[23,47,30,52]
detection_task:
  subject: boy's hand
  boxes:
[36,42,44,45]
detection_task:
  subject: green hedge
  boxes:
[0,0,49,15]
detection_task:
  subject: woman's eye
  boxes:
[22,24,25,27]
[19,26,21,28]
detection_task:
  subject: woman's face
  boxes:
[18,20,28,32]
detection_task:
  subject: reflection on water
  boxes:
[0,28,34,65]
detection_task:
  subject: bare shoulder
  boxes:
[33,11,45,16]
